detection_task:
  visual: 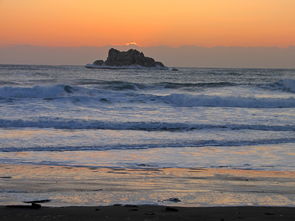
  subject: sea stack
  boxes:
[86,48,167,69]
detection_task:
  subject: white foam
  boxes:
[1,84,295,108]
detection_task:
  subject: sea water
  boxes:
[0,65,294,170]
[0,65,295,206]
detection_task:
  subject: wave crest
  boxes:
[163,94,295,108]
[1,84,295,108]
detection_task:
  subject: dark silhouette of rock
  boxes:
[86,48,167,69]
[93,60,104,65]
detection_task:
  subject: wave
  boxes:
[0,118,294,131]
[162,94,295,108]
[0,84,75,98]
[0,80,19,86]
[1,84,295,108]
[76,78,295,93]
[156,82,237,89]
[75,79,295,93]
[0,82,235,99]
[1,138,295,152]
[97,81,146,90]
[265,79,295,93]
[76,80,237,90]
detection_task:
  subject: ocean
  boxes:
[0,65,294,206]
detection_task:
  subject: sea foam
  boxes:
[1,83,295,108]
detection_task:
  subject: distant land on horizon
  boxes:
[1,45,295,69]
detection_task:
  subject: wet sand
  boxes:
[1,205,295,221]
[1,164,295,220]
[1,164,295,207]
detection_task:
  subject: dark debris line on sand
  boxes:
[6,199,51,209]
[1,206,295,221]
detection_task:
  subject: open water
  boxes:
[0,65,294,171]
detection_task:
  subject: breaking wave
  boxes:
[0,81,237,97]
[1,83,295,108]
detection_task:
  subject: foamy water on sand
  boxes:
[0,65,294,206]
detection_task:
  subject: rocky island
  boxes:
[85,48,168,70]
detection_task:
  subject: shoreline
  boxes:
[1,205,295,221]
[1,164,295,207]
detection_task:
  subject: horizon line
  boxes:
[1,63,294,71]
[1,44,295,49]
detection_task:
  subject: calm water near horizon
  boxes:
[0,65,294,206]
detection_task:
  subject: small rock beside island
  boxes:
[86,48,170,70]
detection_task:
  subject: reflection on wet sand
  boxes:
[0,164,294,207]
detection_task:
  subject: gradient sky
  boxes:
[1,0,295,47]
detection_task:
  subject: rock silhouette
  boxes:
[86,48,167,69]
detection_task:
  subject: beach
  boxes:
[2,205,295,221]
[2,0,295,219]
[0,65,294,218]
[1,164,295,207]
[1,164,295,220]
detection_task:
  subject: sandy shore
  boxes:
[1,164,295,207]
[1,164,295,220]
[1,205,295,221]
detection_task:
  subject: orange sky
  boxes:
[1,0,295,47]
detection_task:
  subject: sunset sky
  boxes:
[1,0,295,47]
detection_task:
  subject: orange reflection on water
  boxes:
[1,164,295,206]
[0,129,43,138]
